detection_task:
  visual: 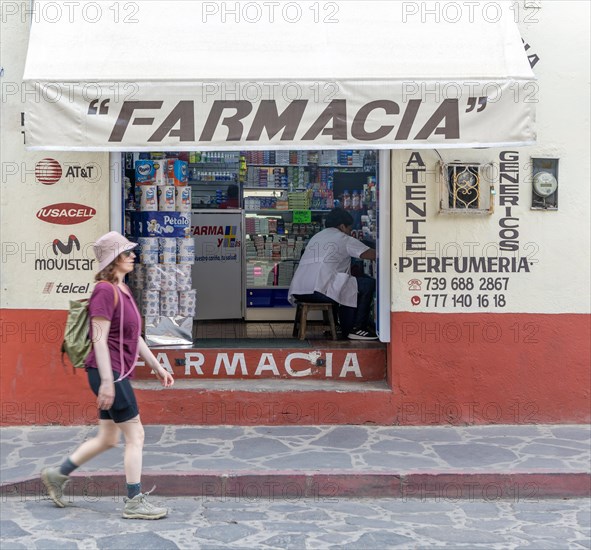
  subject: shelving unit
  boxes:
[188,153,242,209]
[241,149,378,321]
[124,148,379,324]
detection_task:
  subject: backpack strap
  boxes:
[115,287,137,382]
[114,285,126,382]
[93,282,125,381]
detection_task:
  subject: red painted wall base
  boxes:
[1,309,589,425]
[389,312,591,425]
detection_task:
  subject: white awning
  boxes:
[23,0,536,151]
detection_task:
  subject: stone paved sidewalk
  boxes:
[2,424,589,499]
[1,496,590,549]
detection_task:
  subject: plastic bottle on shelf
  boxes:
[343,190,351,210]
[352,190,360,210]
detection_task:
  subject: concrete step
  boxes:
[133,379,394,425]
[2,424,589,500]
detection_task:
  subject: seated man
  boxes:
[289,208,378,341]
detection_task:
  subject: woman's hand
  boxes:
[97,381,115,409]
[154,365,175,387]
[137,336,175,387]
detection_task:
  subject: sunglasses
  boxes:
[121,250,134,258]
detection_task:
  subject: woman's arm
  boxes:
[137,336,175,387]
[92,317,116,410]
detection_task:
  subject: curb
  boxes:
[3,471,590,500]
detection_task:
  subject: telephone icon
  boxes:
[408,279,422,291]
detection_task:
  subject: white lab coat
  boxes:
[288,228,370,308]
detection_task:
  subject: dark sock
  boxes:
[58,457,78,476]
[127,482,141,499]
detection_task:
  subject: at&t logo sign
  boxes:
[35,158,62,185]
[34,158,99,184]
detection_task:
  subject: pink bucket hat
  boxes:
[93,231,137,272]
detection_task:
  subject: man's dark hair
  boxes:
[325,208,354,229]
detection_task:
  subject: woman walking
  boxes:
[41,231,174,519]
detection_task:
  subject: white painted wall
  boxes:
[391,1,590,314]
[1,1,589,315]
[0,7,110,308]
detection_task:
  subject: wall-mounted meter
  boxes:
[531,158,558,210]
[533,171,558,197]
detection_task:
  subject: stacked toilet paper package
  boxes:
[129,236,197,322]
[134,158,192,213]
[127,156,196,346]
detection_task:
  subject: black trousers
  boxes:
[294,276,375,335]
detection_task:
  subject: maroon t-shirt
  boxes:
[85,282,142,378]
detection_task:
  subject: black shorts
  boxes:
[86,368,139,423]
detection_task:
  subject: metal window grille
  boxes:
[439,163,492,214]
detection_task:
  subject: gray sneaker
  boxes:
[123,488,167,520]
[41,467,69,508]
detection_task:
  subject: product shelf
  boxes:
[244,209,331,214]
[246,258,299,261]
[247,163,364,168]
[246,285,291,290]
[242,187,308,191]
[189,181,236,186]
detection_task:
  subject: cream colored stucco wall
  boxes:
[1,6,110,309]
[391,1,590,314]
[1,1,589,314]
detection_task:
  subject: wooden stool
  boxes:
[292,302,338,341]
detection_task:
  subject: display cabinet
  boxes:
[242,149,378,320]
[188,151,242,209]
[243,199,326,320]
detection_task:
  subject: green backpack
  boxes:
[61,283,119,369]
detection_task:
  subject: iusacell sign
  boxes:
[23,81,536,150]
[36,203,96,225]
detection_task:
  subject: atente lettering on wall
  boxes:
[404,152,427,251]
